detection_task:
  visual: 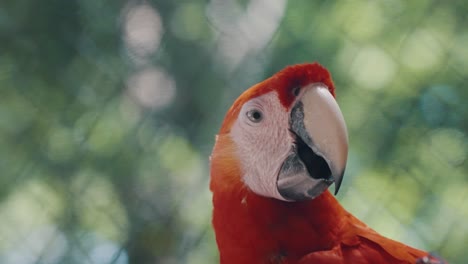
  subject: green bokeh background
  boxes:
[0,0,467,263]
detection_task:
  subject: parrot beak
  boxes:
[277,83,348,201]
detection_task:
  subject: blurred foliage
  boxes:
[0,0,467,263]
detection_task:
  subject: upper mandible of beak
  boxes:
[299,83,348,194]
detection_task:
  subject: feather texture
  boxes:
[210,63,434,264]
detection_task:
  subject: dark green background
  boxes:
[0,0,467,263]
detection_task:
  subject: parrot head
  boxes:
[210,63,348,202]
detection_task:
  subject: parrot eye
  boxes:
[246,109,263,123]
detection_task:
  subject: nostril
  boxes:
[292,86,301,97]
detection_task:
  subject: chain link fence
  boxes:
[0,0,467,263]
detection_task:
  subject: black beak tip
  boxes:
[333,170,345,195]
[333,185,341,195]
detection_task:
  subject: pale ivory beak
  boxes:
[301,83,348,194]
[277,83,348,201]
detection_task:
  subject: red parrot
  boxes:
[209,63,446,264]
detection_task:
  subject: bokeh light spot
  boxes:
[429,128,466,166]
[170,3,209,41]
[127,67,176,110]
[123,3,163,59]
[350,46,396,89]
[420,85,460,126]
[400,29,443,72]
[339,1,385,40]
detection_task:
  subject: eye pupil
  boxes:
[247,109,263,123]
[252,111,261,120]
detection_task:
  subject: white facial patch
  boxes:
[230,91,293,200]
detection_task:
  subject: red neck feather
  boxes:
[210,135,347,263]
[212,185,347,264]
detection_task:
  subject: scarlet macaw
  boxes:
[209,63,446,264]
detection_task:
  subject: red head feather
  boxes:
[219,63,335,134]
